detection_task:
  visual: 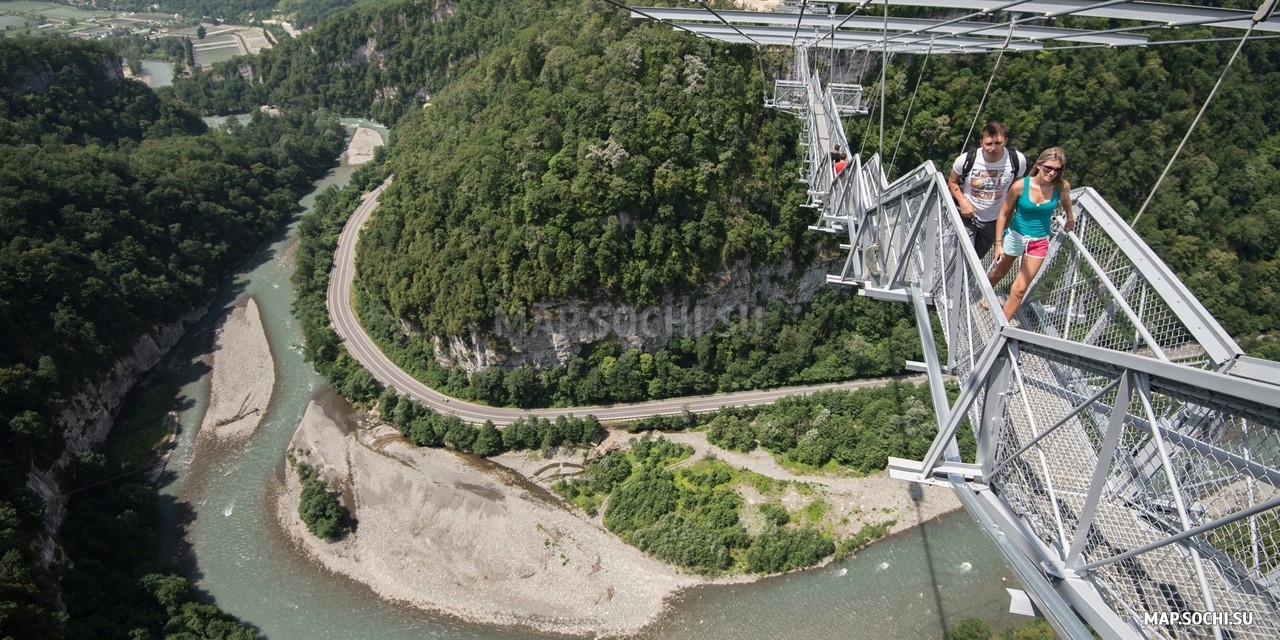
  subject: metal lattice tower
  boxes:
[633,3,1280,638]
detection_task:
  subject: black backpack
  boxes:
[960,147,1025,178]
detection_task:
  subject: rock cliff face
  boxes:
[432,258,828,373]
[3,52,123,95]
[55,308,206,462]
[27,307,206,555]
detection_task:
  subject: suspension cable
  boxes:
[790,0,809,50]
[697,0,762,47]
[890,0,1126,50]
[1043,33,1280,53]
[879,0,888,160]
[885,0,1038,47]
[959,20,1016,154]
[890,39,935,172]
[756,45,771,102]
[859,81,880,157]
[829,5,836,84]
[811,0,875,51]
[1132,0,1277,226]
[595,0,703,37]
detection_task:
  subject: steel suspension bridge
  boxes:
[630,2,1280,639]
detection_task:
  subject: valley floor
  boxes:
[190,276,960,636]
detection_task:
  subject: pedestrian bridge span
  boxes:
[781,57,1280,640]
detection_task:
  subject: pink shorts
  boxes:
[1002,230,1050,258]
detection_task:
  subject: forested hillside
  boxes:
[168,0,533,123]
[0,38,344,639]
[185,0,1279,369]
[358,5,810,335]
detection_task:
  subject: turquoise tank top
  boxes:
[1008,176,1059,238]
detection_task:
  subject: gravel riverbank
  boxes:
[269,399,961,637]
[197,297,274,442]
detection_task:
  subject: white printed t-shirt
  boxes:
[951,149,1024,223]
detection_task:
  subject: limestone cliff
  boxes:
[26,307,205,563]
[431,258,828,373]
[3,50,124,95]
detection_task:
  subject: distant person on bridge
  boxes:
[834,152,849,177]
[987,147,1075,322]
[948,122,1027,261]
[824,148,849,205]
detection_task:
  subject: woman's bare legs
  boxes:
[1002,255,1045,321]
[987,254,1016,289]
[982,254,1016,309]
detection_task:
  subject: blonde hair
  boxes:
[1030,147,1067,189]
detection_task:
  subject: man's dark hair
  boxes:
[980,121,1008,140]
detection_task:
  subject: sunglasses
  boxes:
[1041,164,1064,175]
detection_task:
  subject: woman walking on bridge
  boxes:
[987,147,1075,322]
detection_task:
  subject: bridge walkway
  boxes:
[793,80,1280,640]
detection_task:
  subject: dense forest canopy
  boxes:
[358,5,811,337]
[0,37,343,639]
[175,2,813,341]
[167,0,526,122]
[176,0,1280,359]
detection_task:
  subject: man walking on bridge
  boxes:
[948,122,1027,261]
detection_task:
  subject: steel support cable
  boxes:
[696,0,763,47]
[808,0,874,52]
[858,81,881,157]
[828,5,836,84]
[930,0,1268,52]
[879,0,888,161]
[889,38,934,175]
[689,1,772,105]
[756,45,771,103]
[1043,33,1280,53]
[595,0,703,37]
[887,0,1129,50]
[880,0,1037,46]
[959,21,1016,154]
[1131,0,1277,226]
[790,0,808,50]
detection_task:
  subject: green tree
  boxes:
[604,468,678,535]
[758,503,790,527]
[472,420,503,456]
[505,364,541,408]
[744,526,835,574]
[296,463,345,540]
[945,615,992,640]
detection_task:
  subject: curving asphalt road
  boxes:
[326,176,924,425]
